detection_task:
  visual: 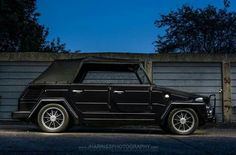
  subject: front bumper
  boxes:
[12,111,30,119]
[207,94,216,122]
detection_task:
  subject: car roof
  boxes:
[31,57,142,84]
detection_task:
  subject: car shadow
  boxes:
[0,123,166,134]
[67,126,168,135]
[0,124,207,136]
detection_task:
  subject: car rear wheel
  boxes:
[168,108,198,135]
[37,104,69,133]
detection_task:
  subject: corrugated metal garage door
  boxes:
[231,63,236,122]
[153,63,223,122]
[0,62,50,120]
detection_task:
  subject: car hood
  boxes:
[152,85,208,101]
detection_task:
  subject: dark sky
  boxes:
[37,0,234,53]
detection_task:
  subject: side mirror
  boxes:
[219,89,223,93]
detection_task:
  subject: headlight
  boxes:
[195,97,203,102]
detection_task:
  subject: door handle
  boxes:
[113,90,124,94]
[72,90,83,93]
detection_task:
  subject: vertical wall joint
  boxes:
[222,59,232,123]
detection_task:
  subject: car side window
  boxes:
[81,71,140,84]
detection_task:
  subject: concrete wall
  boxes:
[0,52,235,123]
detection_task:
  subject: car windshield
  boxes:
[136,66,150,84]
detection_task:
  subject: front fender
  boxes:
[160,102,207,126]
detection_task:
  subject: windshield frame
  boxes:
[135,63,152,85]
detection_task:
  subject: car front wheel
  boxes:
[37,104,69,133]
[167,108,198,135]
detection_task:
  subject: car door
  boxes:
[70,69,112,121]
[70,84,110,111]
[110,84,151,112]
[110,72,155,121]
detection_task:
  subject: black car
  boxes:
[12,57,215,135]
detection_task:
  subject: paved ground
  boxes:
[0,125,236,155]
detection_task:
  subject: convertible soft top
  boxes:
[32,59,82,84]
[31,57,141,84]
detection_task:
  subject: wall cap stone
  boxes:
[0,52,235,62]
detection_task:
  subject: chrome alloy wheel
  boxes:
[171,110,195,134]
[41,107,65,131]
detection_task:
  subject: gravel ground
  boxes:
[0,124,235,155]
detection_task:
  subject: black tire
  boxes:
[37,104,69,133]
[167,108,199,135]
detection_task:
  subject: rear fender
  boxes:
[28,98,80,121]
